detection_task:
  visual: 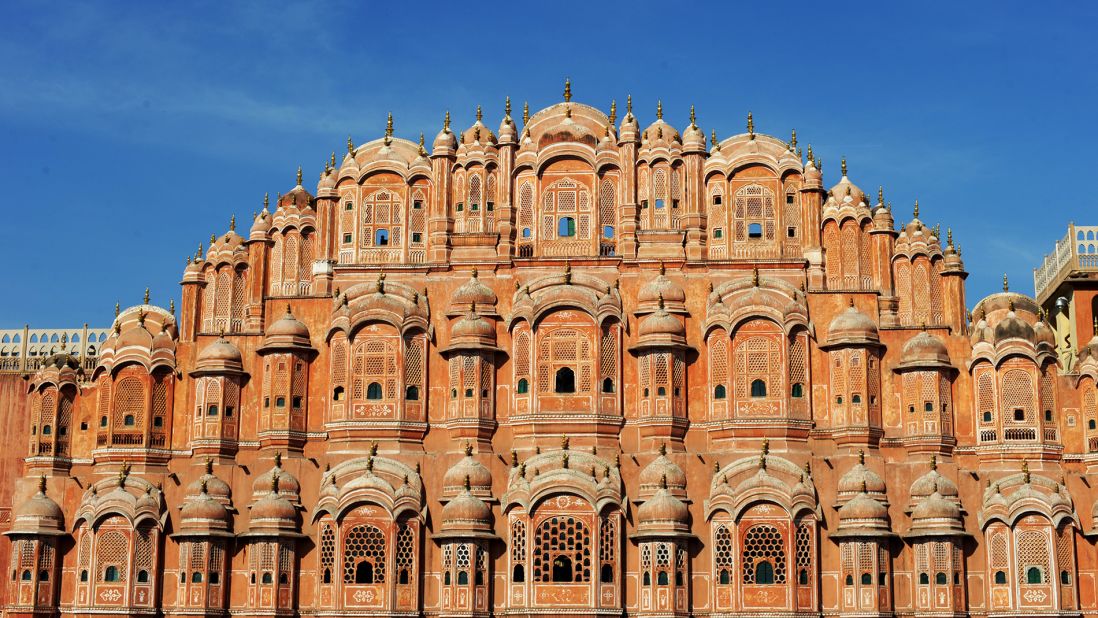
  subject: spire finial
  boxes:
[347,136,354,153]
[861,479,868,494]
[143,287,150,304]
[418,133,426,156]
[273,450,282,467]
[626,94,633,116]
[689,104,696,126]
[659,261,665,276]
[229,214,236,231]
[930,454,937,471]
[296,165,303,186]
[271,472,280,493]
[1003,273,1009,292]
[1022,460,1030,484]
[263,192,269,211]
[444,110,451,132]
[710,129,718,149]
[463,474,471,491]
[199,478,208,495]
[563,77,573,102]
[747,111,755,138]
[330,151,336,168]
[878,186,884,205]
[505,96,512,117]
[913,199,920,218]
[947,228,953,247]
[561,435,570,450]
[857,449,865,465]
[38,474,47,494]
[385,112,393,138]
[609,100,617,125]
[561,452,570,469]
[523,101,529,125]
[807,144,814,163]
[657,292,665,310]
[660,474,668,490]
[656,100,663,120]
[841,157,848,177]
[475,104,482,122]
[752,266,760,287]
[115,301,120,317]
[169,299,175,315]
[790,128,797,149]
[659,442,667,456]
[464,441,473,456]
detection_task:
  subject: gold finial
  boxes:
[271,473,280,493]
[205,456,214,475]
[296,165,303,186]
[660,474,668,490]
[1003,274,1009,292]
[143,287,150,304]
[913,199,920,218]
[330,151,336,168]
[475,104,482,122]
[523,101,529,125]
[365,457,374,473]
[710,129,718,148]
[274,451,282,467]
[627,94,633,115]
[38,474,47,494]
[505,95,512,117]
[857,449,865,465]
[657,292,665,310]
[659,442,667,456]
[115,301,120,317]
[464,441,473,456]
[418,133,426,156]
[790,128,797,149]
[713,460,720,473]
[463,474,471,491]
[118,462,130,487]
[806,144,814,163]
[841,157,847,177]
[689,104,696,126]
[385,112,393,138]
[747,111,755,138]
[656,100,663,120]
[561,435,570,450]
[370,441,378,457]
[861,479,868,494]
[199,478,208,495]
[347,136,354,153]
[1022,460,1030,484]
[444,110,451,132]
[263,192,269,211]
[947,228,953,247]
[229,214,236,231]
[878,186,883,205]
[609,100,617,125]
[930,454,937,470]
[804,461,812,477]
[169,299,175,315]
[510,450,519,468]
[752,266,760,287]
[562,452,570,469]
[563,77,572,102]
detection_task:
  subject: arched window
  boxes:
[555,367,576,393]
[405,385,419,400]
[791,383,804,398]
[104,566,119,582]
[935,572,948,584]
[192,572,203,583]
[601,564,613,583]
[532,516,590,583]
[845,574,853,585]
[1027,566,1043,584]
[602,378,614,393]
[1061,570,1072,585]
[657,570,669,585]
[742,524,785,584]
[995,570,1006,584]
[748,222,763,238]
[517,378,529,394]
[719,569,730,584]
[323,568,331,584]
[714,384,727,399]
[751,379,767,398]
[80,570,88,582]
[20,570,31,581]
[137,570,149,583]
[333,386,345,401]
[798,568,809,584]
[919,572,929,584]
[643,571,652,586]
[366,382,383,400]
[512,564,524,582]
[551,556,573,582]
[457,570,469,585]
[355,561,374,584]
[262,572,273,584]
[755,560,776,584]
[861,572,873,585]
[124,414,136,426]
[375,229,389,246]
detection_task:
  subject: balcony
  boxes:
[1034,224,1098,302]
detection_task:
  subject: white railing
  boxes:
[0,326,110,372]
[1034,224,1098,300]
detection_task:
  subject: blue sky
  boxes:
[1,1,1096,327]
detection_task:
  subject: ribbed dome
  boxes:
[911,491,961,522]
[838,453,886,498]
[637,484,689,526]
[267,306,310,339]
[639,445,686,495]
[452,269,497,309]
[180,489,230,527]
[838,490,888,523]
[451,310,495,341]
[443,445,493,496]
[682,121,706,151]
[638,268,686,306]
[11,479,64,533]
[197,336,242,366]
[642,115,681,145]
[440,486,492,532]
[250,210,271,238]
[910,468,959,503]
[252,454,300,498]
[638,307,685,339]
[828,168,865,205]
[187,459,232,503]
[826,303,880,347]
[899,331,951,369]
[116,323,153,349]
[251,491,297,523]
[1034,319,1056,347]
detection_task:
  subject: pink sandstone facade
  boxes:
[7,88,1098,618]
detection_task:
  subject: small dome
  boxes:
[994,310,1036,344]
[828,167,865,206]
[251,491,297,523]
[443,446,493,496]
[452,269,497,310]
[911,491,961,522]
[642,113,681,145]
[267,306,310,339]
[187,459,232,503]
[638,268,686,306]
[441,487,492,532]
[250,211,271,239]
[637,485,689,526]
[838,491,889,523]
[838,454,886,498]
[451,310,495,341]
[12,479,64,533]
[899,331,951,369]
[197,336,242,365]
[803,159,822,186]
[638,307,685,339]
[1034,319,1056,347]
[638,445,687,495]
[151,324,175,352]
[318,169,336,191]
[682,119,706,151]
[252,454,300,498]
[433,115,458,152]
[909,467,959,503]
[180,490,230,527]
[826,303,880,347]
[116,322,153,350]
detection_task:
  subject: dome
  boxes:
[1034,319,1056,347]
[260,306,314,353]
[460,107,497,146]
[451,311,494,341]
[252,453,300,498]
[267,306,310,339]
[911,491,961,522]
[637,266,686,307]
[443,445,493,496]
[196,336,242,372]
[11,478,64,533]
[440,485,492,533]
[151,323,175,352]
[642,103,681,145]
[187,459,232,503]
[180,488,230,528]
[41,352,79,370]
[803,158,822,186]
[638,444,687,496]
[837,453,886,498]
[898,330,951,370]
[451,268,497,311]
[993,310,1036,344]
[909,466,959,503]
[838,490,889,523]
[828,162,865,205]
[682,111,705,151]
[250,210,271,239]
[825,303,880,347]
[638,307,685,339]
[251,491,297,524]
[432,112,458,152]
[116,322,153,350]
[637,484,689,526]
